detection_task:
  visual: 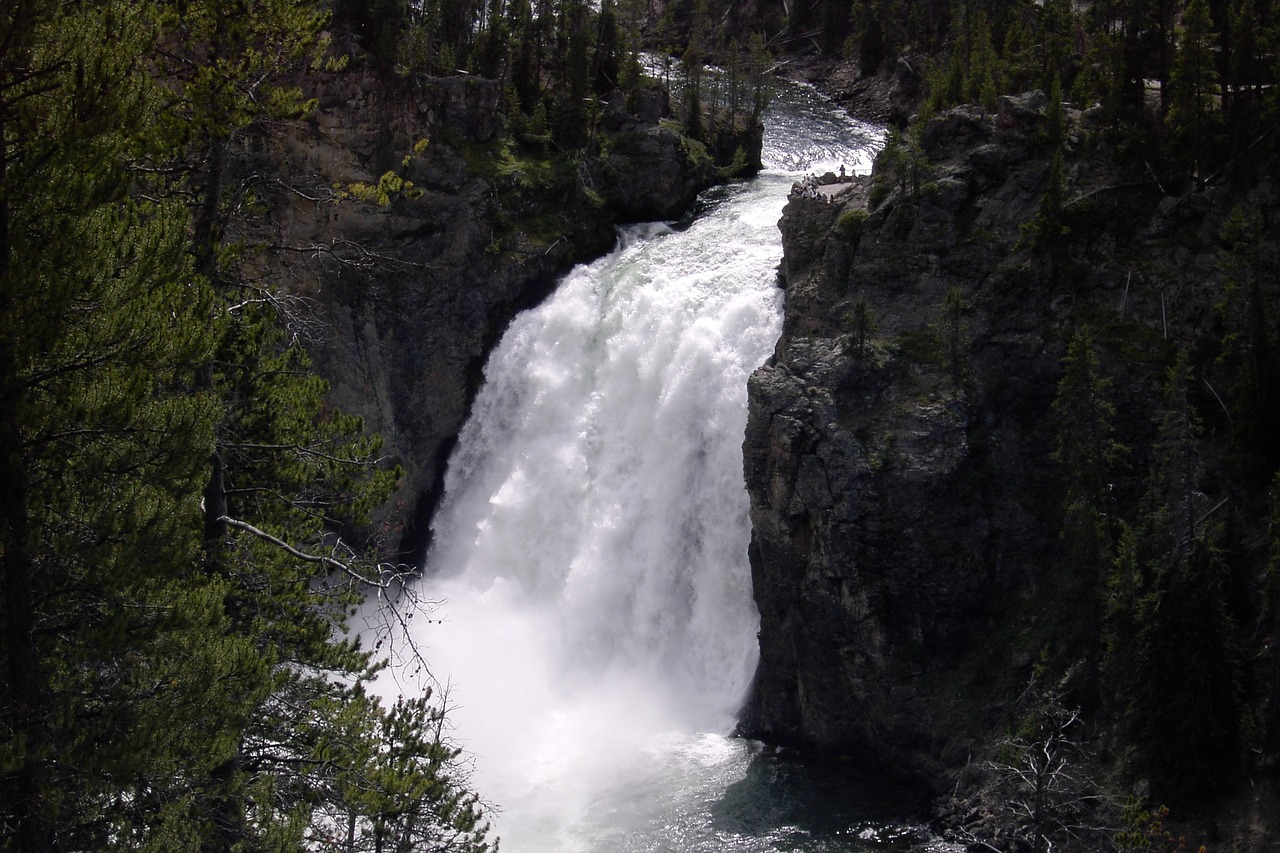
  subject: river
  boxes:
[384,82,939,852]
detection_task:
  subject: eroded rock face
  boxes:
[737,92,1275,792]
[246,68,760,560]
[739,249,998,785]
[593,123,725,222]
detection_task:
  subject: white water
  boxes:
[384,84,886,851]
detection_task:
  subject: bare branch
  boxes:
[270,238,430,272]
[218,515,411,591]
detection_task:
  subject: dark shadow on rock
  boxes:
[710,742,933,849]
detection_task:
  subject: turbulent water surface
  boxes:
[381,83,930,851]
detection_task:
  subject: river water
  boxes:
[385,83,939,851]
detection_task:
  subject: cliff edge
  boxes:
[239,68,760,559]
[740,92,1280,849]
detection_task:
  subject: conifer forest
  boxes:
[3,0,1280,850]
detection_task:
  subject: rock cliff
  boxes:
[240,68,759,559]
[739,90,1280,846]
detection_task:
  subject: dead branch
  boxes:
[219,515,412,591]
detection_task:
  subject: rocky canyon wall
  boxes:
[739,90,1280,848]
[238,68,758,560]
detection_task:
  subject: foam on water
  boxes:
[380,82,885,851]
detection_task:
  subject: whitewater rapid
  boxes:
[385,82,884,851]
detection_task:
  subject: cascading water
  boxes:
[381,84,914,851]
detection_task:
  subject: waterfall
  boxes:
[383,82,883,852]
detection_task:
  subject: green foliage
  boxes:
[1215,204,1280,477]
[1166,0,1222,171]
[0,2,494,849]
[966,11,1000,112]
[894,325,945,365]
[1019,145,1070,279]
[1136,528,1244,806]
[937,286,970,382]
[1039,0,1075,92]
[333,692,493,852]
[837,208,870,239]
[1052,327,1123,580]
[849,0,898,74]
[682,40,706,141]
[341,168,426,205]
[0,2,228,846]
[1103,354,1246,807]
[595,0,623,95]
[717,145,751,179]
[1115,802,1210,852]
[333,0,411,68]
[875,126,929,203]
[924,6,1000,114]
[843,297,880,360]
[926,50,967,114]
[999,12,1038,95]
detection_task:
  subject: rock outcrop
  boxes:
[243,67,759,559]
[738,89,1280,848]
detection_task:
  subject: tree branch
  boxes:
[218,515,410,590]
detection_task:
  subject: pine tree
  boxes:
[551,0,593,147]
[1039,0,1075,92]
[748,33,774,120]
[1052,327,1123,581]
[938,286,970,382]
[0,3,239,848]
[852,0,891,75]
[1137,530,1244,805]
[593,0,622,96]
[1,2,498,848]
[474,0,512,78]
[683,38,706,141]
[149,3,496,847]
[1112,0,1162,116]
[509,0,541,114]
[1112,354,1245,805]
[1000,11,1038,92]
[966,9,1000,111]
[1167,0,1223,173]
[1216,205,1280,478]
[333,0,412,67]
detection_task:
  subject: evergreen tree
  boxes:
[147,2,495,847]
[1040,0,1076,92]
[1,2,497,848]
[474,0,512,78]
[552,0,593,147]
[593,0,622,96]
[966,9,1000,111]
[0,3,235,848]
[333,0,411,67]
[938,285,970,382]
[509,0,542,113]
[852,0,893,75]
[1052,327,1123,580]
[1167,0,1223,173]
[1000,11,1039,94]
[843,297,879,361]
[1137,529,1244,805]
[1217,205,1280,478]
[683,38,706,141]
[1109,354,1245,805]
[1226,0,1277,136]
[751,34,775,119]
[1111,0,1168,116]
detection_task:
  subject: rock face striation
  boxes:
[738,87,1280,828]
[245,68,759,559]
